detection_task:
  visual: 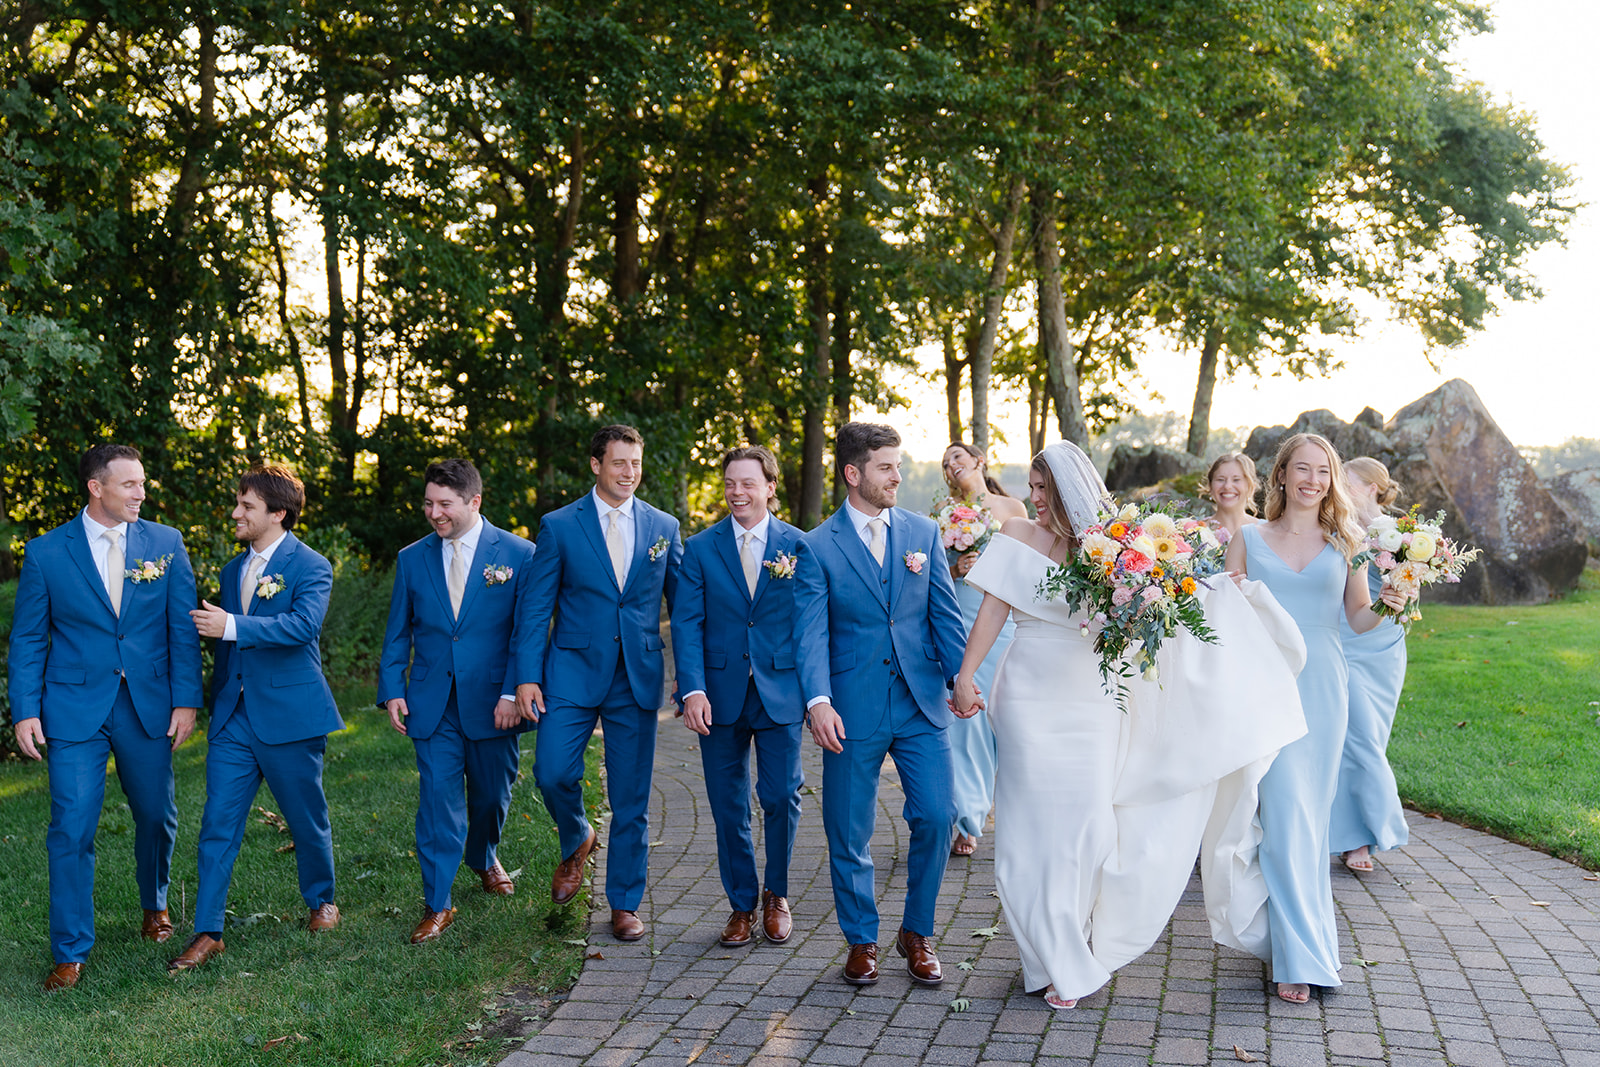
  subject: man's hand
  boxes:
[517,683,545,723]
[385,697,409,735]
[807,702,846,754]
[952,674,985,719]
[15,718,45,760]
[189,600,229,638]
[493,697,521,731]
[682,692,713,736]
[168,707,198,750]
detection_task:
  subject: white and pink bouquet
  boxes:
[932,493,1004,566]
[1037,502,1227,707]
[1355,507,1481,632]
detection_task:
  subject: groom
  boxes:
[794,422,967,986]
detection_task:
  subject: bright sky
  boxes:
[867,0,1599,464]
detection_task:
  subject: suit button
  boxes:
[883,658,891,665]
[614,636,620,643]
[748,621,754,627]
[447,670,454,677]
[118,634,125,640]
[888,620,894,626]
[453,636,460,642]
[114,668,122,676]
[743,653,750,660]
[236,673,243,679]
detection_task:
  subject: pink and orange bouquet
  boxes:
[1354,507,1481,632]
[1037,502,1227,707]
[932,493,1004,565]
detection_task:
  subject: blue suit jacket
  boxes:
[377,520,539,741]
[793,504,966,736]
[671,515,805,726]
[7,512,204,742]
[209,532,344,744]
[525,494,682,710]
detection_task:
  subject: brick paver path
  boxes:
[504,709,1600,1067]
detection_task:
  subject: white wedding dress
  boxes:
[966,533,1309,999]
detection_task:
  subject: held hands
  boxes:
[385,697,409,735]
[806,702,846,753]
[517,682,544,723]
[190,600,229,638]
[168,707,197,750]
[681,692,713,736]
[952,674,984,719]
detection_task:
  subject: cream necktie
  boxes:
[606,510,628,588]
[866,516,886,566]
[103,527,124,616]
[740,530,760,597]
[242,554,265,615]
[447,538,468,618]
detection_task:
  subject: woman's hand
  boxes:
[953,672,984,718]
[1377,582,1410,613]
[951,551,978,580]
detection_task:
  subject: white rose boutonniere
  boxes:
[125,554,175,583]
[903,551,928,575]
[648,535,670,562]
[255,573,287,601]
[483,564,514,586]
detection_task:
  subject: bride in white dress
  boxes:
[954,442,1312,1008]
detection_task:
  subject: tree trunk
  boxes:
[1185,323,1224,456]
[830,220,853,507]
[611,163,641,303]
[1031,187,1089,448]
[969,175,1026,453]
[798,177,830,529]
[262,187,314,435]
[942,320,964,443]
[322,82,352,483]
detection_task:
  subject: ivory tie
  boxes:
[242,554,265,615]
[866,516,886,566]
[103,528,124,616]
[606,510,628,587]
[740,530,760,597]
[447,538,468,618]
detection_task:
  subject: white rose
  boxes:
[1406,531,1437,561]
[1376,527,1404,552]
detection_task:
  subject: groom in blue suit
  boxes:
[671,446,805,948]
[523,424,681,942]
[379,459,539,944]
[794,422,967,987]
[7,444,203,991]
[171,464,346,972]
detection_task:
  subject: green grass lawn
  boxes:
[0,683,596,1067]
[1393,567,1600,868]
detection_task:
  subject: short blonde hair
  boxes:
[1265,433,1363,558]
[1345,456,1402,509]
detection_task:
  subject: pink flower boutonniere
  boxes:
[125,554,174,583]
[904,551,928,575]
[255,573,286,600]
[648,536,670,562]
[483,564,514,586]
[764,552,798,579]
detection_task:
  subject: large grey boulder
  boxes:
[1243,408,1396,471]
[1546,468,1600,556]
[1105,443,1206,492]
[1384,379,1587,604]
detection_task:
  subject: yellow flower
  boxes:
[1151,535,1180,560]
[1406,532,1437,562]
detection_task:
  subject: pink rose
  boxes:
[1376,551,1396,570]
[952,505,979,521]
[1112,586,1134,606]
[1119,549,1153,574]
[1140,586,1163,604]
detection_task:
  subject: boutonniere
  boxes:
[648,535,670,562]
[483,564,514,586]
[764,552,798,579]
[125,554,174,583]
[255,573,287,600]
[903,551,928,575]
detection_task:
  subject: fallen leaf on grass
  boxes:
[1454,720,1467,728]
[275,842,296,853]
[562,939,588,946]
[507,867,523,880]
[1233,1045,1257,1062]
[262,1033,306,1051]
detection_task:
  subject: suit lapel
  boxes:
[750,519,792,606]
[574,495,619,594]
[620,502,653,599]
[458,522,496,624]
[886,510,913,611]
[424,533,452,619]
[221,552,246,614]
[830,507,888,609]
[256,533,301,615]
[66,515,116,617]
[716,518,754,605]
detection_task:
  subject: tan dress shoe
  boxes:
[307,902,340,932]
[611,909,645,942]
[719,910,756,947]
[473,861,515,895]
[44,962,83,992]
[409,907,456,944]
[551,829,598,905]
[168,934,226,973]
[761,889,792,944]
[141,908,175,943]
[843,942,879,985]
[895,926,943,986]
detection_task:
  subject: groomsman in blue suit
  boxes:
[379,459,538,944]
[170,464,345,972]
[794,422,967,987]
[671,446,805,948]
[7,444,204,991]
[522,425,681,942]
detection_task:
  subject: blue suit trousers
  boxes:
[194,700,335,932]
[698,679,803,911]
[46,683,177,962]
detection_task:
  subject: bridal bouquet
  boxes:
[1354,507,1481,632]
[1037,502,1228,707]
[932,493,1004,566]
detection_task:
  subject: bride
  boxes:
[954,442,1311,1007]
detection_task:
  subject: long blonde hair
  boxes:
[1264,433,1363,558]
[1345,456,1402,509]
[1204,452,1261,515]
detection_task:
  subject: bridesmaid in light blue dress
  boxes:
[938,443,1027,857]
[1329,458,1410,871]
[1223,433,1406,1005]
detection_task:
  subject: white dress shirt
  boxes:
[223,530,289,642]
[82,511,130,600]
[440,515,484,583]
[592,489,637,561]
[683,512,772,704]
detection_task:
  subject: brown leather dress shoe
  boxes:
[307,902,340,932]
[168,934,226,973]
[473,861,515,896]
[44,962,83,992]
[761,889,792,944]
[611,909,645,942]
[551,829,598,905]
[409,907,455,944]
[141,908,175,943]
[719,910,756,947]
[843,942,879,985]
[895,926,943,986]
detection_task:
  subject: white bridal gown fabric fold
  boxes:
[966,534,1307,999]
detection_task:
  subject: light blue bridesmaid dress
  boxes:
[1243,524,1347,988]
[950,574,1014,840]
[1328,567,1410,854]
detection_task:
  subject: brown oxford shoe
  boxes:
[895,926,943,986]
[409,907,455,944]
[761,889,792,944]
[719,909,756,947]
[843,942,879,985]
[611,909,645,942]
[551,829,598,905]
[307,903,340,933]
[472,861,515,896]
[141,908,175,943]
[43,962,83,992]
[168,934,226,973]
